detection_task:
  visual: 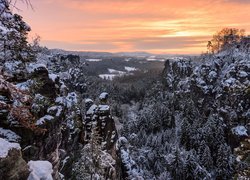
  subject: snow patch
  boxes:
[65,92,78,108]
[49,73,59,82]
[15,80,33,91]
[125,58,131,62]
[223,78,236,87]
[208,71,217,79]
[125,66,138,72]
[232,126,248,136]
[238,71,248,78]
[86,104,97,115]
[4,61,22,72]
[36,115,54,125]
[47,106,63,117]
[98,105,110,111]
[28,160,53,180]
[85,98,93,103]
[99,92,108,100]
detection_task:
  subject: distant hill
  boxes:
[50,49,114,58]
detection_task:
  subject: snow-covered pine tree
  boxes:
[198,140,213,170]
[0,0,34,64]
[216,143,235,179]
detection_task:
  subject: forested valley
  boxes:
[0,0,249,179]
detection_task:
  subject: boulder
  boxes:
[0,138,29,180]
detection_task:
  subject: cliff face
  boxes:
[0,61,67,179]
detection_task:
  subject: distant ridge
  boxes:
[49,49,195,58]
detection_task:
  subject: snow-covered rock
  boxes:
[27,63,47,74]
[99,92,108,100]
[0,128,21,142]
[28,160,53,180]
[0,138,20,158]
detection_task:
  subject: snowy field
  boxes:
[108,68,126,74]
[146,56,165,62]
[85,59,102,62]
[99,74,118,80]
[125,66,138,72]
[99,68,137,80]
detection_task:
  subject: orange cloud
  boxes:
[16,0,250,54]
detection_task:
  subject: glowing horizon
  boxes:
[17,0,250,54]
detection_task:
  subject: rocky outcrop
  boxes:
[162,50,250,177]
[22,64,73,179]
[73,93,121,179]
[162,59,193,91]
[162,52,249,122]
[0,61,77,179]
[30,64,57,99]
[2,61,28,83]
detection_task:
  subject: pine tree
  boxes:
[216,143,235,179]
[198,141,213,170]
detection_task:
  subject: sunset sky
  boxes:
[17,0,250,54]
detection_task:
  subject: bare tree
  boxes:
[4,0,33,11]
[208,28,245,53]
